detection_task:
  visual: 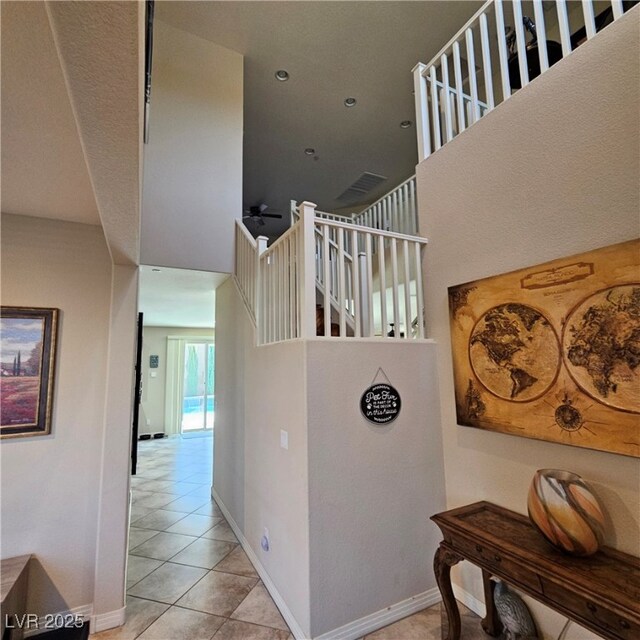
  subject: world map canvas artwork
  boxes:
[448,240,639,457]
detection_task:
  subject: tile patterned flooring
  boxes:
[93,435,483,640]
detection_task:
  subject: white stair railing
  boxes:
[413,0,631,161]
[235,221,266,324]
[294,174,419,237]
[237,202,429,344]
[352,175,418,236]
[313,215,427,339]
[258,220,302,343]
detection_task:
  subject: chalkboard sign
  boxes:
[360,383,401,425]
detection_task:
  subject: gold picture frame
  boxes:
[1,307,59,438]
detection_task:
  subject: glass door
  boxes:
[181,341,214,432]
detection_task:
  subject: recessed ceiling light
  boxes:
[275,70,289,81]
[400,120,412,129]
[305,148,315,155]
[344,97,357,107]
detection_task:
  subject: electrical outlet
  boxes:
[261,527,270,552]
[280,429,288,450]
[146,419,150,426]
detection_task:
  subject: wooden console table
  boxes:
[1,554,31,640]
[431,502,640,640]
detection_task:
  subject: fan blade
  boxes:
[258,217,266,226]
[261,213,282,219]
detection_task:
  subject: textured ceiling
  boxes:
[46,0,143,265]
[139,266,229,328]
[0,1,100,225]
[157,0,482,239]
[1,1,143,266]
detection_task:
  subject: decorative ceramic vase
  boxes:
[527,469,605,556]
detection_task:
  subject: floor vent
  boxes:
[337,172,387,203]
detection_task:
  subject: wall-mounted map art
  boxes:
[448,240,639,458]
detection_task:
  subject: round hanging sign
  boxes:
[360,383,401,425]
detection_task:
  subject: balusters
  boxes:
[390,239,400,338]
[611,0,623,20]
[403,240,412,339]
[556,0,572,56]
[429,66,442,151]
[412,62,430,161]
[479,13,495,110]
[495,0,511,102]
[414,242,425,339]
[365,233,374,337]
[465,27,481,123]
[322,225,331,337]
[452,41,466,134]
[582,0,596,40]
[441,53,454,143]
[409,178,417,234]
[378,235,387,339]
[352,229,361,337]
[532,0,549,74]
[512,0,530,89]
[337,227,346,336]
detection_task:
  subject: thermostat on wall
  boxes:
[149,355,159,368]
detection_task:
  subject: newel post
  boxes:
[255,235,268,344]
[298,201,317,339]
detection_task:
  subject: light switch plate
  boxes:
[280,429,289,450]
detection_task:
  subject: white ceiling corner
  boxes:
[0,1,100,225]
[139,266,228,328]
[45,0,144,266]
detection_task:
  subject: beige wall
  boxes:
[0,214,112,615]
[93,264,138,620]
[212,280,246,531]
[417,11,639,640]
[307,339,445,637]
[140,326,214,435]
[214,278,310,635]
[140,20,243,274]
[215,279,448,638]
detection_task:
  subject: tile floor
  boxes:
[93,434,483,640]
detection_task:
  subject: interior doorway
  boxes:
[181,340,215,433]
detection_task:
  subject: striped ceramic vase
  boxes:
[527,469,605,556]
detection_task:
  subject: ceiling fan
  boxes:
[242,203,283,226]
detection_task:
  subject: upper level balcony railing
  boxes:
[413,0,632,161]
[293,174,418,237]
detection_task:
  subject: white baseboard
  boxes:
[314,588,441,640]
[452,583,486,618]
[213,489,442,640]
[22,604,93,637]
[213,489,308,639]
[91,605,127,633]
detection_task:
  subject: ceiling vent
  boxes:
[337,172,388,203]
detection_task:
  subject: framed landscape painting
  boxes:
[1,307,59,438]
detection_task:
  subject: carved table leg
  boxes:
[434,543,463,640]
[481,569,502,637]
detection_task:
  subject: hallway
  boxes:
[94,434,292,640]
[93,435,481,640]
